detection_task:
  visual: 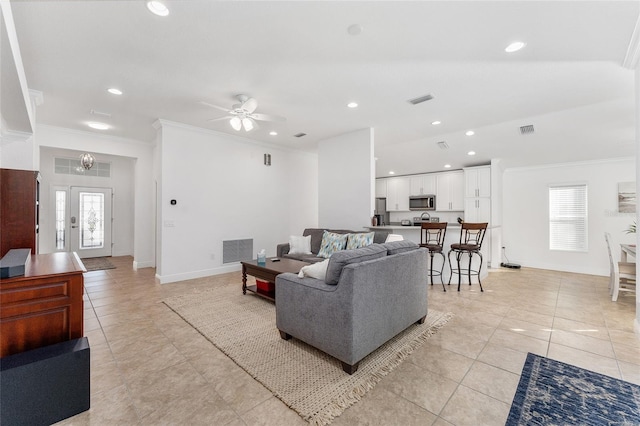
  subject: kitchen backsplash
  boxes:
[389,211,463,225]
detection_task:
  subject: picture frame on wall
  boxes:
[618,182,636,213]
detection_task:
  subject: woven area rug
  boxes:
[507,353,640,425]
[81,257,116,272]
[164,285,452,425]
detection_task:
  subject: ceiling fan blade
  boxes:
[199,101,231,113]
[250,113,286,122]
[207,116,232,122]
[241,97,258,113]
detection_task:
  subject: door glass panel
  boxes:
[79,192,104,249]
[55,190,66,250]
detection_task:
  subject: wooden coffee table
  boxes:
[241,258,310,301]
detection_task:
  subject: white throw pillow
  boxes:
[289,235,312,255]
[297,259,330,280]
[385,234,404,243]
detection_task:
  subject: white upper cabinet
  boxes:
[375,179,387,198]
[386,177,410,211]
[436,171,464,211]
[409,174,437,196]
[464,197,491,223]
[464,166,491,198]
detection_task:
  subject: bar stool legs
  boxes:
[447,249,484,292]
[428,251,446,292]
[447,222,488,292]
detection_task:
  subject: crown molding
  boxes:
[29,89,44,106]
[37,124,153,147]
[623,12,640,69]
[154,118,316,155]
[504,156,635,173]
[0,128,33,145]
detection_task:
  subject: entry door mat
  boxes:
[164,286,452,426]
[81,257,116,272]
[507,352,640,425]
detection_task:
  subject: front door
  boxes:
[70,187,112,258]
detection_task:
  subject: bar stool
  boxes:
[448,222,488,292]
[420,222,448,291]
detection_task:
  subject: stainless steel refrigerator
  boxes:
[374,198,389,226]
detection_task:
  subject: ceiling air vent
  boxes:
[294,133,307,138]
[519,125,535,135]
[437,141,449,149]
[408,94,434,105]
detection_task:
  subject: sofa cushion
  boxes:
[383,240,420,255]
[297,259,330,280]
[346,232,374,250]
[318,231,349,258]
[325,244,388,285]
[283,253,325,264]
[289,235,312,255]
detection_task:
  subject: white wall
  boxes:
[318,128,374,230]
[35,125,155,268]
[156,120,318,283]
[503,158,636,275]
[38,147,135,256]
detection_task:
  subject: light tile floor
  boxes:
[57,257,639,425]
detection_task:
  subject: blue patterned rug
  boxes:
[507,353,640,425]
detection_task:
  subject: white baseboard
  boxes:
[133,259,155,270]
[156,263,242,284]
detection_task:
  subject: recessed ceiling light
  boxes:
[347,102,358,108]
[468,151,476,156]
[444,164,452,169]
[147,1,169,17]
[107,88,123,95]
[87,122,109,130]
[505,41,526,53]
[465,130,475,136]
[388,171,395,175]
[347,24,363,36]
[431,120,441,125]
[269,131,278,136]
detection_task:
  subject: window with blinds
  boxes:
[549,184,588,251]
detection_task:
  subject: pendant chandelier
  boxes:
[79,153,95,170]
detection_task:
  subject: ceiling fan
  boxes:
[201,94,285,132]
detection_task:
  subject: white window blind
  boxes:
[549,184,588,251]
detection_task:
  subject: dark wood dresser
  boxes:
[0,252,86,357]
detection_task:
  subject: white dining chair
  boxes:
[604,232,636,302]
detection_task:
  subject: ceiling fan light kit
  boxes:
[203,94,285,133]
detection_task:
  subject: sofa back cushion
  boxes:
[383,240,420,255]
[325,244,387,285]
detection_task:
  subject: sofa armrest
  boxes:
[276,243,290,258]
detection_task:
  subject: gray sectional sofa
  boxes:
[275,240,428,374]
[276,228,391,263]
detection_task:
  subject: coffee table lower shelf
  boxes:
[241,258,310,303]
[245,284,275,302]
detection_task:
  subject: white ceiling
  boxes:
[8,0,640,176]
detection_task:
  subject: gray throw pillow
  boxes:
[383,240,419,255]
[324,244,387,285]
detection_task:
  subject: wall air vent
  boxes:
[408,94,434,105]
[222,239,253,264]
[437,141,449,149]
[520,125,535,135]
[294,133,307,138]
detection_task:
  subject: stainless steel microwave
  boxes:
[409,195,436,211]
